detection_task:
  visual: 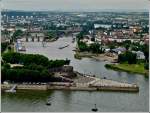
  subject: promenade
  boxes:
[73,72,139,92]
[2,72,139,92]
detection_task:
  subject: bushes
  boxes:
[105,64,118,70]
[48,60,66,68]
[78,41,89,52]
[144,63,149,70]
[105,64,111,68]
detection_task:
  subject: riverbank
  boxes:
[1,83,139,92]
[105,63,149,77]
[74,51,117,62]
[1,72,139,92]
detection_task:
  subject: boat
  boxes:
[46,100,51,106]
[58,44,69,49]
[46,102,51,106]
[91,104,98,112]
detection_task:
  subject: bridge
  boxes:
[26,29,82,34]
[22,30,79,42]
[24,36,45,42]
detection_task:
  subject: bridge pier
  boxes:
[32,37,34,42]
[26,37,28,42]
[37,37,40,42]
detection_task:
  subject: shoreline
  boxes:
[1,72,139,92]
[1,84,139,92]
[74,51,117,62]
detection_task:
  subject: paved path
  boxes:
[74,73,138,88]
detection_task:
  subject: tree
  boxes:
[144,63,149,70]
[131,45,139,51]
[89,43,103,53]
[2,52,21,64]
[126,51,137,64]
[125,44,130,50]
[76,32,84,40]
[109,44,115,50]
[91,38,95,42]
[78,41,89,52]
[1,42,9,53]
[118,51,137,64]
[3,63,11,69]
[12,30,23,42]
[46,31,57,40]
[140,44,149,63]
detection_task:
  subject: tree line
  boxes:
[2,52,70,68]
[76,32,104,54]
[2,52,70,83]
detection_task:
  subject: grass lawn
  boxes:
[105,63,149,76]
[74,52,95,60]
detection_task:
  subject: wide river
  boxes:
[2,36,149,112]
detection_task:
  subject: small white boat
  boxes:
[58,44,69,49]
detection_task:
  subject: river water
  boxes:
[1,36,149,112]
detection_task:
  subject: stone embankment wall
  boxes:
[1,84,47,90]
[1,83,139,92]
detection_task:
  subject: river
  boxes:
[1,36,149,112]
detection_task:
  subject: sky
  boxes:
[1,0,149,12]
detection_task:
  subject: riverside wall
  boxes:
[1,83,139,92]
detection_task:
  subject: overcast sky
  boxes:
[1,0,149,11]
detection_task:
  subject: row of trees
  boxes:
[2,63,70,83]
[2,52,71,83]
[2,52,70,68]
[1,67,52,83]
[77,41,104,54]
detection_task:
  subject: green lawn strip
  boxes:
[105,63,148,76]
[74,52,97,59]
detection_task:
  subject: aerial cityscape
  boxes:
[1,0,149,112]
